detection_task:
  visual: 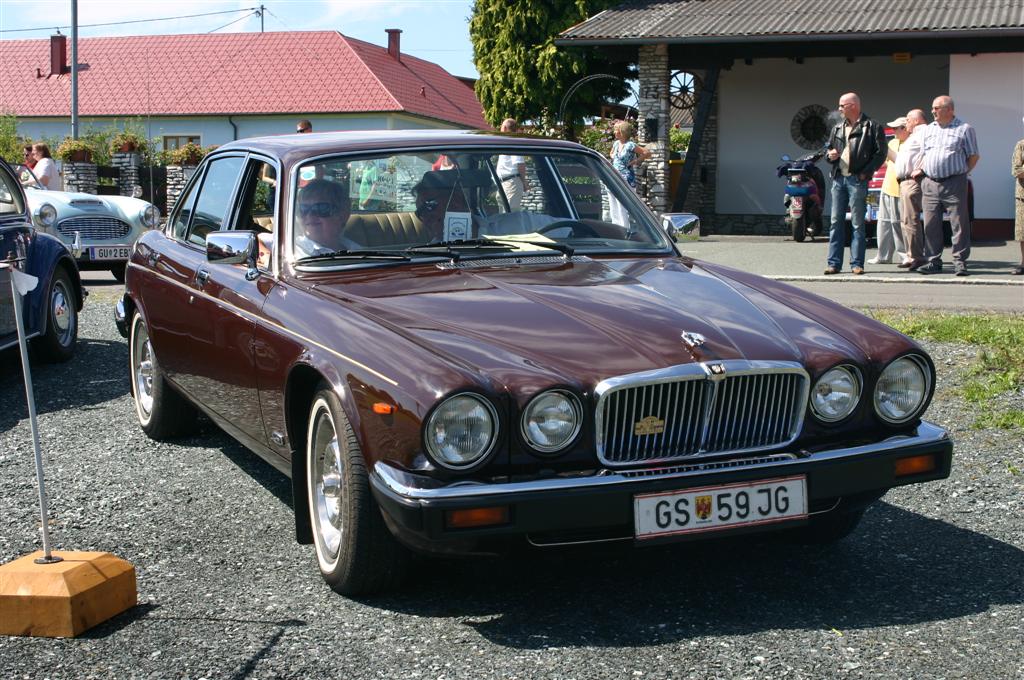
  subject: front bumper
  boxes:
[370,421,952,553]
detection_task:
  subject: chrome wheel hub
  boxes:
[50,282,74,344]
[134,327,154,416]
[312,409,344,559]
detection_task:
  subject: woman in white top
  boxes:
[26,143,60,191]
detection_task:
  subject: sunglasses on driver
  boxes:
[298,201,336,218]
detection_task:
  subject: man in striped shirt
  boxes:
[912,96,980,276]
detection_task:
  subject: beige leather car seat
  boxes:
[342,212,430,247]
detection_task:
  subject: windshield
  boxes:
[290,148,671,264]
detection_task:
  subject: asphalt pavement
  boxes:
[679,236,1024,313]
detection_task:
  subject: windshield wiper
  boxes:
[486,238,575,257]
[296,249,412,263]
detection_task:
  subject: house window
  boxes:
[163,135,201,150]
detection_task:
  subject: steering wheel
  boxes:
[535,220,601,238]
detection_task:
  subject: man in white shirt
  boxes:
[894,109,928,269]
[24,143,60,191]
[496,118,530,210]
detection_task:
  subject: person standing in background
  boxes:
[23,143,59,190]
[869,117,910,265]
[296,119,313,134]
[894,109,929,270]
[496,118,529,210]
[1011,127,1024,275]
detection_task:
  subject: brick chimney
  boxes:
[386,29,402,62]
[50,33,68,77]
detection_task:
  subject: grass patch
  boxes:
[866,311,1024,430]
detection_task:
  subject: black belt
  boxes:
[922,172,965,182]
[897,175,917,183]
[499,174,520,182]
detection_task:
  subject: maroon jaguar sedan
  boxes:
[115,130,952,595]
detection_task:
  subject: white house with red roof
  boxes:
[0,29,488,151]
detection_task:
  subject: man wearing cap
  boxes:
[912,96,979,276]
[895,109,929,269]
[870,116,911,265]
[824,92,887,275]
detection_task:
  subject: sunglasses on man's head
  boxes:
[298,201,335,218]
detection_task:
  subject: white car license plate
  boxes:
[89,246,130,260]
[634,475,807,539]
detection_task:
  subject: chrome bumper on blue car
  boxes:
[369,421,953,548]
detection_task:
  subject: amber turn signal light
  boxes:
[445,506,509,529]
[894,454,936,477]
[372,402,396,415]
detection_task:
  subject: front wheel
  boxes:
[129,311,197,439]
[790,216,806,243]
[33,268,77,363]
[307,384,410,595]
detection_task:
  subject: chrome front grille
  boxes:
[595,361,809,466]
[57,216,131,240]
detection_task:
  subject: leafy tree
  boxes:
[470,0,633,136]
[0,113,25,164]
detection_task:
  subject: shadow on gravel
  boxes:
[0,337,130,432]
[365,502,1023,649]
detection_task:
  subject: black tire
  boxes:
[306,383,410,595]
[790,216,806,242]
[788,509,864,545]
[129,311,197,439]
[33,267,77,363]
[110,263,126,283]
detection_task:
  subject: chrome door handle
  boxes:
[195,269,209,286]
[146,252,160,266]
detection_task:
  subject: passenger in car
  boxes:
[294,179,360,257]
[413,171,472,242]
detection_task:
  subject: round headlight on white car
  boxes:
[140,204,160,229]
[810,366,861,422]
[34,203,57,229]
[874,355,930,423]
[424,393,498,469]
[521,390,582,453]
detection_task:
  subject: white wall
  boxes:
[950,53,1024,220]
[16,112,466,152]
[716,55,950,216]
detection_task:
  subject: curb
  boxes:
[769,275,1024,286]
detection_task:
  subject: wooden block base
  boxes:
[0,551,137,638]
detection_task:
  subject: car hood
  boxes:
[24,187,152,214]
[311,256,906,395]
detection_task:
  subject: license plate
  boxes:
[88,246,130,260]
[634,475,807,539]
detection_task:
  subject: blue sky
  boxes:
[0,0,480,77]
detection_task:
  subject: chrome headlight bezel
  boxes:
[423,392,499,470]
[520,389,583,454]
[874,354,932,424]
[34,202,57,229]
[140,204,160,229]
[810,365,862,423]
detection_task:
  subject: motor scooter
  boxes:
[777,148,827,242]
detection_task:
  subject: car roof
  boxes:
[216,129,590,165]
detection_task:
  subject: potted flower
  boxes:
[56,137,96,163]
[110,131,146,154]
[169,142,206,166]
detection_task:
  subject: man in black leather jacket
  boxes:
[823,92,887,275]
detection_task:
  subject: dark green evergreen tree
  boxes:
[470,0,634,136]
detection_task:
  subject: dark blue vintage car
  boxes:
[0,159,84,362]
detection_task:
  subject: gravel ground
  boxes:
[1,290,1022,679]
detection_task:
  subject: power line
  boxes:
[207,11,259,34]
[0,7,259,34]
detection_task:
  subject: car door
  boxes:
[0,163,32,349]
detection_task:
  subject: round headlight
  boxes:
[874,356,929,423]
[424,394,498,469]
[35,203,57,228]
[141,204,160,229]
[521,390,582,453]
[811,366,861,422]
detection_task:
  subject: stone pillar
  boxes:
[637,44,670,216]
[112,152,142,197]
[165,165,198,217]
[62,162,97,195]
[684,74,719,229]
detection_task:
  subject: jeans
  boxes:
[828,175,868,269]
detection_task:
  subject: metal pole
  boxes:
[71,0,79,139]
[2,264,61,564]
[260,5,265,32]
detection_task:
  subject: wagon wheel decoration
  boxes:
[670,71,702,112]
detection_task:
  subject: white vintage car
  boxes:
[18,164,160,282]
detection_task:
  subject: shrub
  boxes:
[168,142,207,166]
[670,127,691,154]
[55,137,97,162]
[110,130,147,155]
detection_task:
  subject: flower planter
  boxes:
[68,150,92,163]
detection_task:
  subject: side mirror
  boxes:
[661,213,701,242]
[207,229,257,265]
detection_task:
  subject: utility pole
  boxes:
[71,0,79,139]
[259,4,265,33]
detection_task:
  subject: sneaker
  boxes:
[954,263,968,277]
[852,266,865,275]
[1013,265,1024,275]
[917,261,942,275]
[896,260,915,269]
[867,257,891,265]
[823,266,839,275]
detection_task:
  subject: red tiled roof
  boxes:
[0,31,487,129]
